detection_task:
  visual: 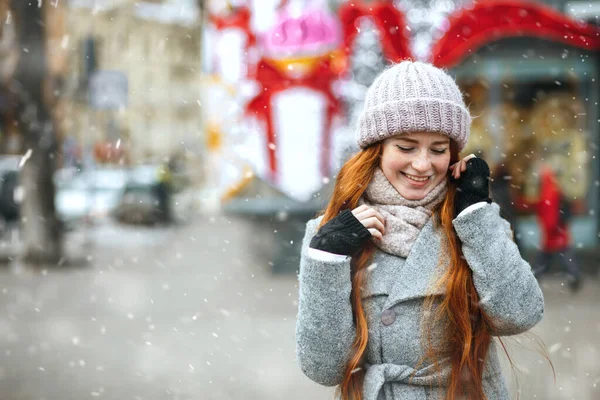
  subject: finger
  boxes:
[456,165,463,179]
[361,216,385,234]
[464,154,476,161]
[451,165,456,178]
[351,204,369,215]
[356,208,385,226]
[368,228,383,240]
[453,164,461,179]
[460,161,467,172]
[352,204,369,213]
[361,216,385,235]
[374,210,386,226]
[354,207,377,220]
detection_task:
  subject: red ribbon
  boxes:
[339,1,413,67]
[246,59,342,182]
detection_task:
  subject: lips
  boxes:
[401,172,431,186]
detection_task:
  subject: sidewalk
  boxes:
[0,214,332,400]
[521,247,600,275]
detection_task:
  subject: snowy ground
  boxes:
[0,214,597,400]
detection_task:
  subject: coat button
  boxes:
[381,309,396,326]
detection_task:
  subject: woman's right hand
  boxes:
[309,206,386,256]
[351,205,385,240]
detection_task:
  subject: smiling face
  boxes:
[380,132,452,200]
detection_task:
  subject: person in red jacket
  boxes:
[532,165,581,292]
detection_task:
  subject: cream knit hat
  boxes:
[357,61,471,151]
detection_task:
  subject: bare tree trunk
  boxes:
[10,0,62,263]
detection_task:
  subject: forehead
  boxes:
[387,131,450,143]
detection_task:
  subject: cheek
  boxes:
[430,156,450,186]
[433,156,451,173]
[381,155,408,173]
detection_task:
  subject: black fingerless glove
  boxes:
[453,158,492,216]
[309,210,372,256]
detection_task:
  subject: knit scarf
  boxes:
[359,168,448,258]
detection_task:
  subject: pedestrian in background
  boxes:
[295,61,544,400]
[532,165,582,292]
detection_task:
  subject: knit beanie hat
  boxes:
[357,61,471,151]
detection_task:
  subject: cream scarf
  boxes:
[359,168,448,258]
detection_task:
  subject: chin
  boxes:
[404,193,427,201]
[396,186,430,201]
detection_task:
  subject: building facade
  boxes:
[64,1,203,165]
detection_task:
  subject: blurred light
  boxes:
[407,8,423,25]
[363,50,380,67]
[412,31,432,60]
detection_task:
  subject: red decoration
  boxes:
[339,1,413,66]
[245,58,342,182]
[431,0,600,68]
[208,6,256,47]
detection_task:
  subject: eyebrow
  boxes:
[396,137,450,145]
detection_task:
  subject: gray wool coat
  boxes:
[295,203,544,400]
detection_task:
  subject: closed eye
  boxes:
[396,145,447,154]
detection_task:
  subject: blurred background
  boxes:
[0,0,598,399]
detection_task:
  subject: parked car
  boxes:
[0,155,130,231]
[55,168,128,228]
[114,164,170,225]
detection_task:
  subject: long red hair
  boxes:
[319,141,495,400]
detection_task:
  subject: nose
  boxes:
[411,150,432,173]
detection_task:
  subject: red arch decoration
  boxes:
[339,1,413,65]
[431,0,600,68]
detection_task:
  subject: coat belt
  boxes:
[363,362,448,400]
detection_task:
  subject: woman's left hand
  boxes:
[449,154,477,179]
[450,155,492,215]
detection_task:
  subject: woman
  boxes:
[295,61,544,400]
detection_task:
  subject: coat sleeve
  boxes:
[295,217,356,386]
[452,203,544,336]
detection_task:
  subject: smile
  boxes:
[402,173,431,182]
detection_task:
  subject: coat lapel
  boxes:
[383,219,447,309]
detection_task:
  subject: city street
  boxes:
[0,215,598,400]
[0,1,598,399]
